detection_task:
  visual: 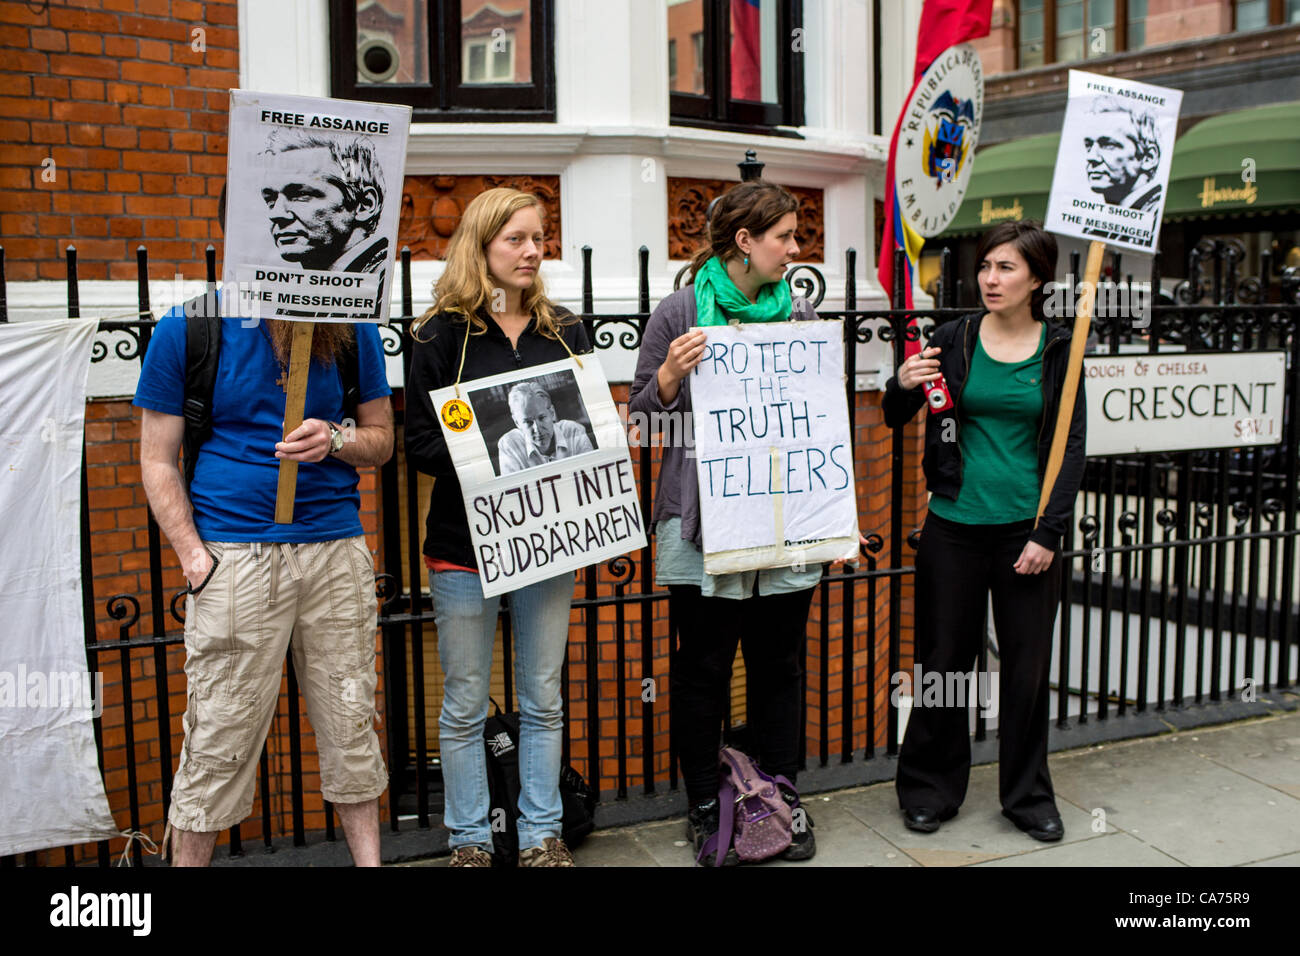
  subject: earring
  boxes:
[743,255,750,267]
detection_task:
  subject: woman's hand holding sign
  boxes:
[657,328,708,405]
[897,346,942,390]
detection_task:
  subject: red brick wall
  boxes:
[0,0,237,282]
[1145,0,1231,46]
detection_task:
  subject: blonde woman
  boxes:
[405,188,590,867]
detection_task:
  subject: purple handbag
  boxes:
[698,747,794,866]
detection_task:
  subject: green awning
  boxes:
[1164,100,1300,220]
[938,133,1058,238]
[939,100,1300,238]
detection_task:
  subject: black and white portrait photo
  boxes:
[468,370,597,477]
[260,129,390,275]
[1081,96,1163,211]
[259,130,390,317]
[223,91,410,322]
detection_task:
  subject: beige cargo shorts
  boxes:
[168,536,388,833]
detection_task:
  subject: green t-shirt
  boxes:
[929,324,1045,524]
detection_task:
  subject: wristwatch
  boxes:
[326,421,345,455]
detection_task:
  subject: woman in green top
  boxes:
[882,220,1087,843]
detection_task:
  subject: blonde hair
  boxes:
[412,187,562,339]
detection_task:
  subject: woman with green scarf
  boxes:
[629,180,820,865]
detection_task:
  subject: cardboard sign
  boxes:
[690,321,859,574]
[1044,71,1182,253]
[1084,351,1286,456]
[222,91,411,323]
[429,355,647,597]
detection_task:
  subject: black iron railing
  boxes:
[0,236,1296,866]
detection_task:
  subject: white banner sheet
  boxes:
[0,319,119,855]
[429,354,646,598]
[691,321,859,574]
[222,91,411,322]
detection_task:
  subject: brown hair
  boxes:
[687,180,799,282]
[974,220,1058,322]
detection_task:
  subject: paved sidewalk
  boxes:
[416,709,1300,867]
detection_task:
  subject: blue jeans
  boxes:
[430,569,574,851]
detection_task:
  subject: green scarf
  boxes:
[693,255,792,327]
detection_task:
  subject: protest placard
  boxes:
[221,90,411,522]
[222,90,411,323]
[429,355,647,598]
[691,320,859,574]
[1043,70,1182,254]
[1037,70,1182,523]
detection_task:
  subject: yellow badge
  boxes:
[440,399,473,432]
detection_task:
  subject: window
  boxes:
[1237,0,1271,30]
[691,31,705,93]
[1235,0,1300,29]
[1020,0,1045,67]
[1016,0,1145,68]
[1128,0,1146,49]
[1056,0,1114,62]
[463,33,514,83]
[330,0,555,123]
[668,0,805,134]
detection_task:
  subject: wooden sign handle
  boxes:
[274,321,315,525]
[1036,240,1105,524]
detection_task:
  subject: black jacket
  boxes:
[404,307,591,567]
[881,312,1087,553]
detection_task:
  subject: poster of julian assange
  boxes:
[222,90,412,322]
[1044,70,1182,254]
[429,355,647,598]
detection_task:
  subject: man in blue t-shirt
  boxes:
[134,297,393,866]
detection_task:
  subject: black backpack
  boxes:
[178,291,361,488]
[482,701,597,866]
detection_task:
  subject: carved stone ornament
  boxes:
[667,176,825,263]
[399,174,562,260]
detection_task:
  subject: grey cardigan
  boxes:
[628,285,820,546]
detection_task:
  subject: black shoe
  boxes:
[687,799,739,866]
[1009,814,1064,842]
[901,806,957,833]
[778,784,816,862]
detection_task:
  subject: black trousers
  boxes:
[669,584,815,806]
[895,511,1062,826]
